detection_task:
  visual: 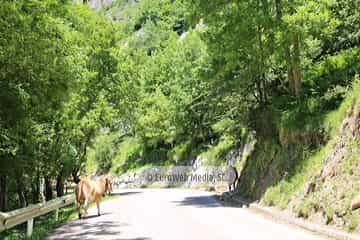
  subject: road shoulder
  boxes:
[217,192,360,240]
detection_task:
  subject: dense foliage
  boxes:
[0,0,359,213]
[0,0,122,209]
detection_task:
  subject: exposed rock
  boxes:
[226,148,242,166]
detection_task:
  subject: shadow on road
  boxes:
[110,191,143,196]
[48,220,124,239]
[172,193,253,209]
[82,212,111,219]
[172,195,224,208]
[118,238,151,240]
[48,219,151,240]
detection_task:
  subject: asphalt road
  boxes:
[47,189,327,240]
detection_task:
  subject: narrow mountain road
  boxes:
[47,189,327,240]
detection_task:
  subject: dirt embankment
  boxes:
[287,99,360,231]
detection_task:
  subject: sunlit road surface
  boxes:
[47,189,327,240]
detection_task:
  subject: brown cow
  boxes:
[75,175,113,219]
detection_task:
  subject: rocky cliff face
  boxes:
[112,141,255,191]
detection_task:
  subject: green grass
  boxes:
[0,194,119,240]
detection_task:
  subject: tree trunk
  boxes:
[31,183,39,204]
[0,175,8,211]
[276,0,301,97]
[257,24,267,104]
[56,174,64,197]
[292,34,301,97]
[17,179,27,208]
[286,40,301,97]
[44,176,53,201]
[275,0,282,20]
[285,45,295,95]
[31,174,39,204]
[39,176,46,203]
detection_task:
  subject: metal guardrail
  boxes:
[0,194,75,237]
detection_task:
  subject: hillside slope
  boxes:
[236,80,360,232]
[288,96,360,231]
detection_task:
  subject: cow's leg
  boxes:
[76,202,83,219]
[78,206,82,219]
[96,201,100,216]
[77,203,81,219]
[84,206,89,217]
[83,199,89,218]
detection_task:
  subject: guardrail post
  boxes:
[27,218,33,237]
[55,208,59,221]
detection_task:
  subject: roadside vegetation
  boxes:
[0,194,117,240]
[0,204,76,240]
